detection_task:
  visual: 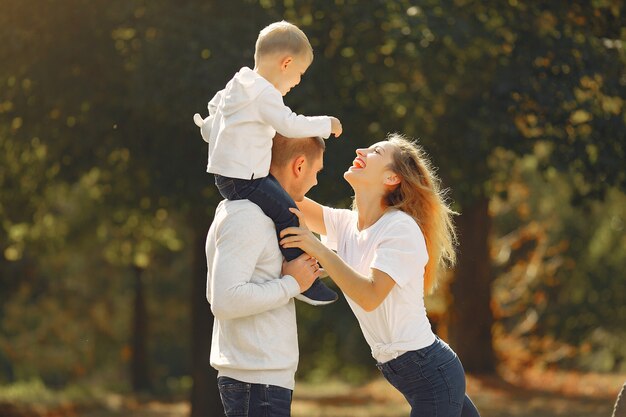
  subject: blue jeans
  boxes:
[215,174,303,261]
[376,337,481,417]
[217,376,293,417]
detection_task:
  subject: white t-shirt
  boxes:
[199,67,331,180]
[322,207,436,364]
[206,200,302,389]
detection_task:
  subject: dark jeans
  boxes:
[217,376,293,417]
[215,174,303,261]
[376,337,481,417]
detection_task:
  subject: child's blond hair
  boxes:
[255,21,314,64]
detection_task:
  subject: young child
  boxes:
[193,21,342,305]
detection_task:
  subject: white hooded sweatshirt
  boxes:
[194,67,332,180]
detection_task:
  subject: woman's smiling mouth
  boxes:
[352,158,365,169]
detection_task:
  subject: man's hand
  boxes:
[282,253,321,293]
[330,117,343,138]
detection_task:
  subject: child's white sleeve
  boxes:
[258,88,332,139]
[208,88,225,116]
[193,89,225,143]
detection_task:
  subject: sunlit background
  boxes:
[1,1,624,416]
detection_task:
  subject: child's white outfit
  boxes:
[196,66,331,179]
[195,66,339,305]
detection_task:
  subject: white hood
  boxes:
[220,67,273,116]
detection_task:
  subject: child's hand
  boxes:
[330,117,342,138]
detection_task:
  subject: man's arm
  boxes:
[207,205,316,320]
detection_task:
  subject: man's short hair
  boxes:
[255,21,314,64]
[271,134,325,169]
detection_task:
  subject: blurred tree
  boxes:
[1,1,624,414]
[491,149,626,372]
[259,0,625,373]
[429,1,625,371]
[0,0,130,385]
[0,0,198,397]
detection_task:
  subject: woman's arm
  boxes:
[315,248,395,312]
[280,210,395,311]
[295,197,326,235]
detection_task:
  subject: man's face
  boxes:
[292,151,323,202]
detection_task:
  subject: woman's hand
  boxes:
[281,254,321,293]
[280,208,328,260]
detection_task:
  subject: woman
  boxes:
[614,382,626,417]
[280,133,481,417]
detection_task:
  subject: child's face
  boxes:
[277,54,310,96]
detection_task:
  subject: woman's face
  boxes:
[344,141,398,190]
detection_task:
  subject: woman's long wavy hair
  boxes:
[384,133,458,294]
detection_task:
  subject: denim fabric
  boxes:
[217,376,293,417]
[376,337,481,417]
[214,174,303,261]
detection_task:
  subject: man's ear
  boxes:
[292,155,306,176]
[280,56,293,71]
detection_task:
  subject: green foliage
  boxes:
[0,379,101,407]
[0,0,624,396]
[269,0,625,204]
[492,150,626,371]
[0,0,198,389]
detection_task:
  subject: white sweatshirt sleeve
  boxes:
[208,88,224,116]
[257,88,332,139]
[194,89,225,144]
[208,205,300,320]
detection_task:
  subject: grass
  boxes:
[0,379,105,416]
[291,373,622,417]
[0,379,100,405]
[1,369,624,417]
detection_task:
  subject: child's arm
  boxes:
[193,89,225,143]
[258,89,340,139]
[207,88,224,116]
[330,117,342,137]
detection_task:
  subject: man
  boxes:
[206,133,326,416]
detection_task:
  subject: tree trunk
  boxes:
[190,225,221,417]
[447,197,496,373]
[131,265,151,392]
